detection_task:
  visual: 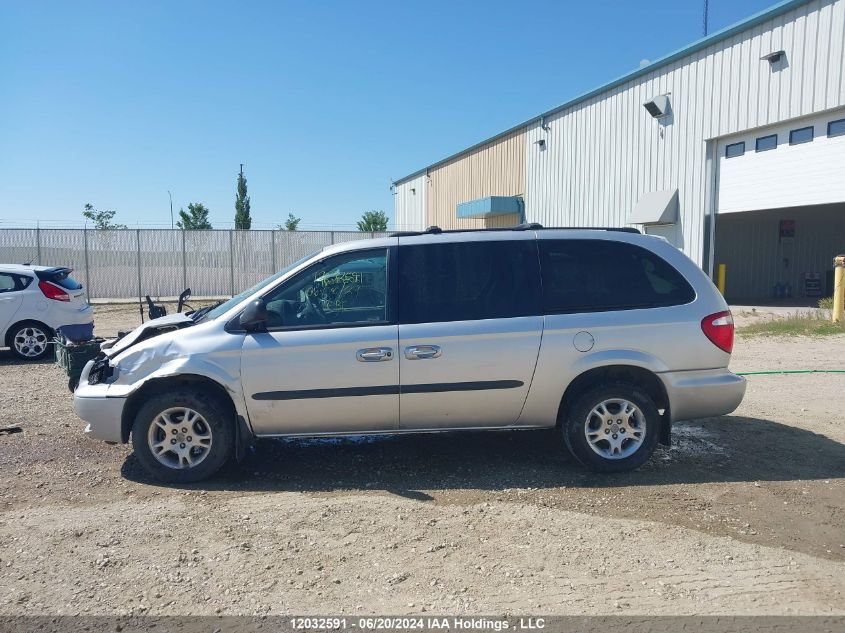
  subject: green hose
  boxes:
[736,369,845,375]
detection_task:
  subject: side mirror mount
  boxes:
[239,299,268,331]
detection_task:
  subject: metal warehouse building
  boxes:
[392,0,845,301]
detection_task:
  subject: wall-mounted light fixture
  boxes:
[761,50,785,64]
[643,94,671,119]
[410,188,416,194]
[534,139,547,151]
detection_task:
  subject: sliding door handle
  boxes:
[404,344,441,360]
[356,347,393,362]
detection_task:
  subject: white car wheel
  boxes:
[11,323,51,360]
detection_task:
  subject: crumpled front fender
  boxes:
[108,333,248,420]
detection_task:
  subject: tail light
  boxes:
[701,310,734,353]
[38,280,70,302]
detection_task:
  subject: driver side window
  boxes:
[262,249,389,329]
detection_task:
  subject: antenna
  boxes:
[703,0,709,36]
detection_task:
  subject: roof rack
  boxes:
[390,224,640,237]
[544,226,641,234]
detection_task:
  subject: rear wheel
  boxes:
[131,389,234,483]
[8,321,52,360]
[562,382,660,473]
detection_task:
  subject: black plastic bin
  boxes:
[55,336,104,392]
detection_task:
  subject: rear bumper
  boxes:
[660,368,746,423]
[53,303,94,329]
[73,360,125,443]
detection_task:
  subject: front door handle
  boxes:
[404,344,441,360]
[356,347,393,362]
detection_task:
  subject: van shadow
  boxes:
[121,415,845,495]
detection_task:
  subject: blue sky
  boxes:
[0,0,777,230]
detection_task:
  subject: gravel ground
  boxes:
[1,304,843,616]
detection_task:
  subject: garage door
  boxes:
[717,109,845,214]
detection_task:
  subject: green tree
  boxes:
[177,203,212,230]
[82,203,126,230]
[282,213,301,231]
[234,164,252,229]
[356,210,389,232]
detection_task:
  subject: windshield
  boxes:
[195,253,316,322]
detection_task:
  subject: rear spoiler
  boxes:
[34,267,73,281]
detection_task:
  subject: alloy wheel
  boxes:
[147,407,213,469]
[13,326,48,358]
[584,398,646,459]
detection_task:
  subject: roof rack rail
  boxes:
[543,226,641,234]
[389,225,639,237]
[389,225,445,237]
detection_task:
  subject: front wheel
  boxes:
[562,383,661,473]
[131,389,234,483]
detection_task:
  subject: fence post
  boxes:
[83,228,91,299]
[181,230,187,292]
[270,230,276,273]
[36,227,41,265]
[330,231,335,245]
[229,229,235,296]
[135,229,142,303]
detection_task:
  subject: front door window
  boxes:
[262,249,389,329]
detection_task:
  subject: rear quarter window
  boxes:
[538,239,695,313]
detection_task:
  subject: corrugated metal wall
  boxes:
[714,203,845,300]
[393,174,427,231]
[426,128,527,230]
[524,0,845,266]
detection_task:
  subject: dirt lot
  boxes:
[1,304,844,616]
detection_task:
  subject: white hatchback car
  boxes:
[0,265,94,360]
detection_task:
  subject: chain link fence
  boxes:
[0,228,389,299]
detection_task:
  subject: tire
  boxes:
[131,389,234,483]
[562,382,661,473]
[7,321,53,361]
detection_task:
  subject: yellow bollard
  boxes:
[717,264,727,296]
[833,255,845,324]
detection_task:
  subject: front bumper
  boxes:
[73,360,125,443]
[660,368,746,423]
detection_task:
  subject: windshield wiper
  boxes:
[191,301,224,322]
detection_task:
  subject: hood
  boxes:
[102,312,193,358]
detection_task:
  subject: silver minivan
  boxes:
[74,226,745,482]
